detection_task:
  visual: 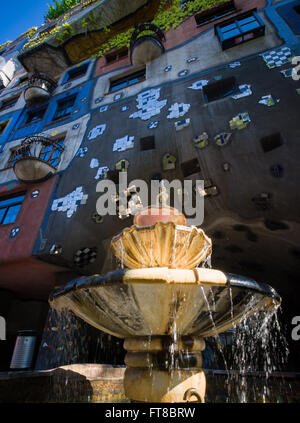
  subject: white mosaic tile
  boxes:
[231,84,252,100]
[129,88,167,121]
[90,158,99,168]
[188,80,209,90]
[88,124,106,140]
[113,135,134,152]
[167,102,190,119]
[95,166,109,180]
[51,187,88,218]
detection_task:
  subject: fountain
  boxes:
[49,188,281,403]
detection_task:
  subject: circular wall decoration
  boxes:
[178,69,189,77]
[73,247,97,267]
[31,189,40,198]
[92,212,104,224]
[95,97,104,104]
[10,227,20,238]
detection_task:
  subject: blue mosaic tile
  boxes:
[187,57,198,63]
[178,69,189,77]
[99,105,109,112]
[114,92,124,101]
[164,65,172,72]
[72,123,80,130]
[148,121,159,129]
[95,97,104,104]
[121,105,130,112]
[10,227,20,238]
[31,189,40,198]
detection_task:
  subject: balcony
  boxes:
[130,22,165,66]
[13,135,64,183]
[24,73,57,107]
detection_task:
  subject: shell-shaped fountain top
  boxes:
[111,206,212,269]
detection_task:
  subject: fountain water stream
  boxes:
[49,205,281,402]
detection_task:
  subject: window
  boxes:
[105,48,128,64]
[260,133,283,153]
[52,95,76,121]
[109,68,146,93]
[195,0,236,26]
[0,95,19,112]
[0,192,26,225]
[25,107,47,125]
[181,159,201,177]
[215,9,265,50]
[140,136,155,151]
[64,63,89,83]
[0,120,9,136]
[203,76,237,102]
[39,137,65,167]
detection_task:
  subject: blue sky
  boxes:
[1,0,49,44]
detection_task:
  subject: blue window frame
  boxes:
[63,62,89,84]
[39,138,64,167]
[109,68,146,93]
[25,106,47,125]
[215,8,265,50]
[0,192,26,225]
[52,95,76,121]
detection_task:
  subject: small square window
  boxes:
[105,48,128,64]
[109,68,146,93]
[260,133,283,153]
[52,95,76,121]
[0,120,9,135]
[203,77,237,102]
[64,63,89,83]
[0,95,19,112]
[181,159,201,177]
[25,107,47,125]
[0,192,26,225]
[140,136,155,151]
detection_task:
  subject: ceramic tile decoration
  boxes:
[232,85,252,100]
[229,62,241,69]
[121,105,130,112]
[164,65,172,72]
[258,95,280,107]
[178,69,189,77]
[76,147,88,157]
[9,227,20,238]
[95,97,104,104]
[95,166,109,180]
[114,92,123,101]
[162,153,176,170]
[72,108,80,115]
[73,247,97,267]
[88,124,106,140]
[230,113,251,130]
[129,88,167,121]
[270,164,283,178]
[90,158,99,168]
[72,123,80,130]
[194,132,209,149]
[262,47,292,69]
[63,82,72,89]
[80,97,88,103]
[148,121,159,129]
[99,105,109,112]
[187,57,198,63]
[31,189,40,198]
[51,186,88,218]
[215,132,232,147]
[188,80,209,90]
[175,118,191,131]
[113,135,134,152]
[280,68,294,78]
[167,102,191,119]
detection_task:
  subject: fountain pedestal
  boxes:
[124,336,206,403]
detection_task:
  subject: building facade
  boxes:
[0,0,299,372]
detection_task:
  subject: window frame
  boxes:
[215,8,265,50]
[52,95,77,122]
[109,67,146,93]
[0,191,26,225]
[62,62,89,84]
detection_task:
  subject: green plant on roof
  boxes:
[44,0,80,21]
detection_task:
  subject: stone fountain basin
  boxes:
[111,222,212,269]
[49,268,280,339]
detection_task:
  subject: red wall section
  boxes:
[0,176,58,262]
[94,0,267,77]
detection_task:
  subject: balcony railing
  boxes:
[130,22,165,66]
[24,73,57,107]
[12,134,64,183]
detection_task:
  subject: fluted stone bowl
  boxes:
[110,222,212,269]
[49,268,281,339]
